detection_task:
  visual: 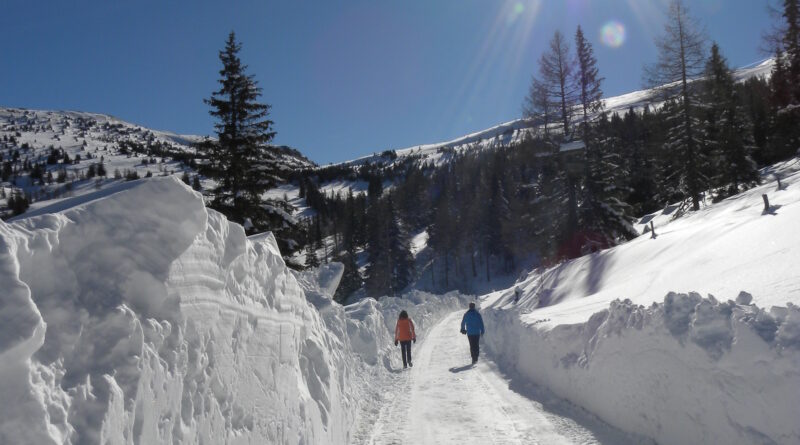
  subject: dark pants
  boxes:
[468,334,480,363]
[400,341,412,367]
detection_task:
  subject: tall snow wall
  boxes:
[484,293,800,445]
[0,177,362,444]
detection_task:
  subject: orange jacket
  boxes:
[395,318,416,342]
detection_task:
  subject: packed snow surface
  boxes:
[367,311,641,445]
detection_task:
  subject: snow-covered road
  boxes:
[367,312,617,445]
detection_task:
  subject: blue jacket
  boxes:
[461,308,485,335]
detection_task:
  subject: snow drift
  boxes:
[484,293,800,445]
[0,176,467,444]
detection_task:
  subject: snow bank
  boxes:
[0,177,471,444]
[484,293,800,445]
[480,158,800,444]
[0,178,352,444]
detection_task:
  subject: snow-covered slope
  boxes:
[0,107,314,218]
[0,176,469,444]
[333,58,775,170]
[481,157,800,445]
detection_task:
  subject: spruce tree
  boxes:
[620,107,660,214]
[334,195,363,303]
[645,0,708,211]
[702,43,760,199]
[539,161,569,260]
[364,193,391,298]
[767,0,800,161]
[782,0,800,101]
[574,26,604,136]
[579,113,637,247]
[428,176,457,287]
[573,25,634,249]
[304,239,321,268]
[200,32,278,229]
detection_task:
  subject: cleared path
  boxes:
[368,311,617,445]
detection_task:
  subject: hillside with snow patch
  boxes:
[0,108,313,218]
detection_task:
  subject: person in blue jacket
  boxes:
[460,302,485,364]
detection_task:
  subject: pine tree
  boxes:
[702,43,760,200]
[645,0,708,211]
[199,32,278,229]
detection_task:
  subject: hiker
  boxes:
[395,310,416,368]
[460,302,485,364]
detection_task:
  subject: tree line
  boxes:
[294,0,800,302]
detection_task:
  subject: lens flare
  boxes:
[600,21,626,48]
[507,2,525,25]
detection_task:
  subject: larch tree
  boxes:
[538,30,578,140]
[523,78,553,140]
[645,0,708,211]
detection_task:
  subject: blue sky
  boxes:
[0,0,772,164]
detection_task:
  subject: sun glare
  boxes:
[443,0,542,133]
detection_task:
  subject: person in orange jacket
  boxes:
[394,310,416,369]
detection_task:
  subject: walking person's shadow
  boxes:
[448,364,474,373]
